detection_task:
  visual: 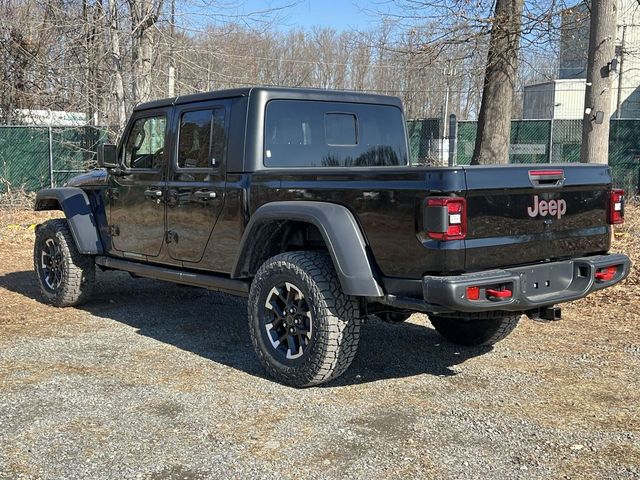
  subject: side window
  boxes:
[124,115,166,169]
[177,108,227,169]
[211,109,227,167]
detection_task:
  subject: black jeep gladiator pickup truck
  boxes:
[33,87,631,387]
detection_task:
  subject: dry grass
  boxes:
[0,181,37,212]
[574,202,640,319]
[0,206,60,247]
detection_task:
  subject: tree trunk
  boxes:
[580,0,617,164]
[108,0,127,131]
[131,0,162,104]
[471,0,524,165]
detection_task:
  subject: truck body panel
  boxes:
[56,86,629,314]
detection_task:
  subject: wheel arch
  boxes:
[34,187,103,255]
[232,201,384,298]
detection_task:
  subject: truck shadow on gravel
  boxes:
[1,270,492,386]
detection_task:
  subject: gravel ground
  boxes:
[0,210,639,479]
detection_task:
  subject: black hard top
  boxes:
[133,86,403,112]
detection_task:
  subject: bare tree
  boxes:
[580,0,617,164]
[129,0,163,104]
[0,0,579,138]
[107,0,127,130]
[471,0,525,165]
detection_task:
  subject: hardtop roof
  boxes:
[133,86,403,112]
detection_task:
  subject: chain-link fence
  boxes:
[1,121,639,195]
[409,118,640,195]
[407,118,443,165]
[0,126,106,194]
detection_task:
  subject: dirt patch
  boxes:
[0,205,639,479]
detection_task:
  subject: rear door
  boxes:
[463,164,611,271]
[165,101,229,263]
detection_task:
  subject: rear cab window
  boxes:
[264,100,408,168]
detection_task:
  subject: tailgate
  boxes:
[463,164,611,271]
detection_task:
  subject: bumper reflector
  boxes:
[466,286,480,300]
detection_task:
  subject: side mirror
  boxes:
[97,143,118,169]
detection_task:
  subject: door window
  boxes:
[177,108,227,169]
[124,115,167,169]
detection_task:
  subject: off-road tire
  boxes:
[429,312,521,346]
[34,219,95,307]
[248,251,361,387]
[377,311,412,324]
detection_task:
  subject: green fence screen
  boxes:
[1,121,639,195]
[0,126,106,193]
[409,118,640,194]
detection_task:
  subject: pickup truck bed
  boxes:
[252,164,613,278]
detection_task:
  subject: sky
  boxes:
[238,0,395,32]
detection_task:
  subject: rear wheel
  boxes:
[34,219,95,307]
[248,251,361,387]
[429,312,520,346]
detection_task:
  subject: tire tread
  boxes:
[34,219,95,307]
[248,251,360,387]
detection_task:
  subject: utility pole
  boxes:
[442,61,456,166]
[168,0,176,97]
[615,24,626,119]
[580,0,617,164]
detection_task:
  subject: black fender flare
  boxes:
[232,201,384,297]
[34,187,103,255]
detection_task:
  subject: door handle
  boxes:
[193,190,217,200]
[144,188,164,202]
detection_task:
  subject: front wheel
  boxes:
[34,219,95,307]
[429,312,521,346]
[248,251,361,387]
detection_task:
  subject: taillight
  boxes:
[608,189,624,225]
[426,197,466,241]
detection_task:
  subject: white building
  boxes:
[523,0,640,119]
[12,109,88,127]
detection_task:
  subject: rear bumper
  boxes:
[384,253,631,313]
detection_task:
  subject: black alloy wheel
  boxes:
[40,237,65,292]
[263,281,313,361]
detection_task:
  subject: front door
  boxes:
[165,103,228,263]
[109,111,169,257]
